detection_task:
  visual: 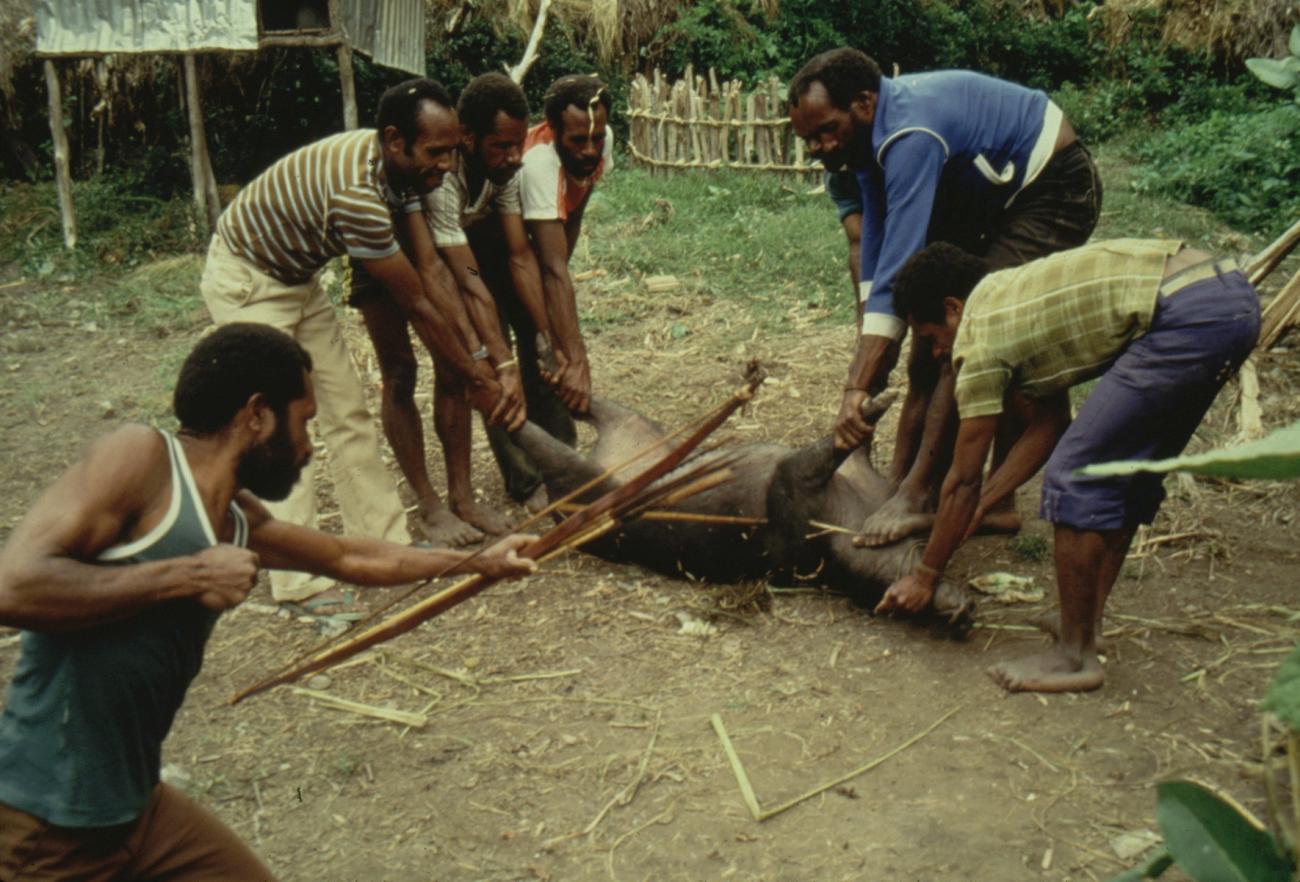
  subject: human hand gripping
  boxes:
[874,571,935,616]
[476,534,539,579]
[496,367,528,431]
[192,544,260,611]
[833,388,873,450]
[553,356,591,414]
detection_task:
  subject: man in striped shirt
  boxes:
[200,79,505,602]
[350,73,544,542]
[876,240,1259,693]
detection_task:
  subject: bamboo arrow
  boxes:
[231,373,765,704]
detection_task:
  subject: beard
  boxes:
[237,420,306,502]
[557,146,600,181]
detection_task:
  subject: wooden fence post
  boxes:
[182,54,221,232]
[337,43,358,130]
[43,59,76,250]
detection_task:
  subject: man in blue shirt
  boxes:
[789,47,1101,548]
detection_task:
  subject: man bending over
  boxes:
[876,240,1258,693]
[787,48,1102,547]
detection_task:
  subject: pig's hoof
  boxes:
[522,485,550,514]
[930,581,976,636]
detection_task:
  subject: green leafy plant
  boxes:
[1105,645,1300,881]
[1081,420,1300,480]
[1246,25,1300,104]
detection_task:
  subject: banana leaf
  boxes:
[1080,421,1300,481]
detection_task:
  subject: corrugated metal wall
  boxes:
[340,0,425,76]
[34,0,426,74]
[34,0,259,54]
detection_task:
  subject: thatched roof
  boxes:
[0,0,34,99]
[1097,0,1300,60]
[431,0,692,65]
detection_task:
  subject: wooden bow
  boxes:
[231,373,764,704]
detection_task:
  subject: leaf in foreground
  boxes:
[1080,420,1300,480]
[1155,780,1292,882]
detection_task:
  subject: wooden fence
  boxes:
[627,66,820,179]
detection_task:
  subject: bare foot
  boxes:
[418,507,484,547]
[451,499,510,536]
[853,491,933,548]
[1032,611,1108,652]
[522,485,550,515]
[987,646,1104,693]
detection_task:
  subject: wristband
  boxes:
[495,359,518,373]
[844,385,867,394]
[471,345,489,361]
[915,561,941,579]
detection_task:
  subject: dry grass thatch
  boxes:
[0,0,35,101]
[1095,0,1300,60]
[431,0,691,64]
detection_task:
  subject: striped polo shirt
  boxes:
[952,238,1184,419]
[217,130,415,284]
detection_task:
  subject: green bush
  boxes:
[1131,104,1300,235]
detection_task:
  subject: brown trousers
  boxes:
[0,784,275,882]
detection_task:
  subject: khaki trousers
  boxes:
[199,236,410,600]
[0,784,275,881]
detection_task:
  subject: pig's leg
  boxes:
[828,537,975,630]
[511,423,615,501]
[765,438,842,571]
[583,398,669,473]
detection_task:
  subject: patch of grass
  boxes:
[581,167,857,332]
[1009,533,1050,563]
[0,178,209,333]
[0,178,205,281]
[1088,143,1256,250]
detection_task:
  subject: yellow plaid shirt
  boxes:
[952,239,1184,419]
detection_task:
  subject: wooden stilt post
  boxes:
[43,59,76,249]
[182,53,221,232]
[337,43,358,130]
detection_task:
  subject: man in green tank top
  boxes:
[0,323,538,880]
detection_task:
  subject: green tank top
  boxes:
[0,430,248,827]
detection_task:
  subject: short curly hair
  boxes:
[788,48,882,110]
[892,243,989,325]
[376,77,454,147]
[458,72,529,137]
[174,323,313,434]
[542,74,611,132]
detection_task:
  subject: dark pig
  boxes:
[511,396,973,625]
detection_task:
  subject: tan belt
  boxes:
[1159,257,1240,298]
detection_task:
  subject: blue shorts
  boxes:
[1040,260,1260,531]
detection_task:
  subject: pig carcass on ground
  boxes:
[511,396,974,628]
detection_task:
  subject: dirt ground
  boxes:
[1,270,1299,882]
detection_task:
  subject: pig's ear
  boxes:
[858,389,898,426]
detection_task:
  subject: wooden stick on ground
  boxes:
[713,705,962,822]
[231,374,764,704]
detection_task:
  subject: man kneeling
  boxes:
[875,240,1259,693]
[0,323,535,879]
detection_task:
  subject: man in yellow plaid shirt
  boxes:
[876,239,1259,693]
